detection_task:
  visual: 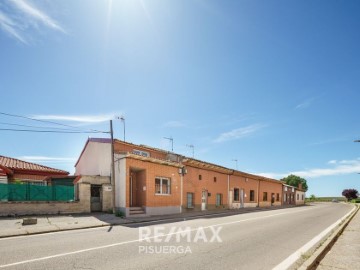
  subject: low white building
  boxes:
[295,189,305,205]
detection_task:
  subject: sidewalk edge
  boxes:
[297,203,359,270]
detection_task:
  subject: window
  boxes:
[199,175,202,180]
[297,194,299,200]
[284,195,287,202]
[302,194,304,200]
[214,177,217,183]
[284,186,288,191]
[250,190,255,202]
[25,181,46,186]
[216,193,222,206]
[155,177,171,195]
[234,188,239,201]
[263,192,268,201]
[276,193,280,201]
[187,193,194,208]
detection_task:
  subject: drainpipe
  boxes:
[227,174,230,209]
[180,168,183,213]
[257,179,260,207]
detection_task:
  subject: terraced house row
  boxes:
[75,138,305,217]
[0,138,305,216]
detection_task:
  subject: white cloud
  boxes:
[0,10,27,44]
[10,0,65,33]
[213,124,266,143]
[162,121,186,128]
[328,160,337,164]
[257,158,360,179]
[309,138,349,146]
[31,113,120,123]
[18,156,76,163]
[295,98,315,110]
[0,0,65,44]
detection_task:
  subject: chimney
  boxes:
[298,182,303,190]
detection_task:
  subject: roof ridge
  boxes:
[0,155,69,174]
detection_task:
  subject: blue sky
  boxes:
[1,0,360,197]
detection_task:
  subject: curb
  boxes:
[297,203,359,270]
[0,223,112,239]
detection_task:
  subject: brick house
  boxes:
[76,138,283,216]
[0,155,69,185]
[282,183,296,205]
[0,156,89,216]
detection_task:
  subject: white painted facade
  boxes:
[75,141,112,176]
[114,156,127,212]
[75,140,131,214]
[295,190,305,205]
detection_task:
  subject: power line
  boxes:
[0,121,87,132]
[0,112,107,133]
[0,128,105,134]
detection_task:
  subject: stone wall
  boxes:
[77,176,113,212]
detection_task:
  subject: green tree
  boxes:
[342,189,358,201]
[281,174,308,192]
[310,194,316,201]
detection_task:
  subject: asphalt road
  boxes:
[0,203,353,270]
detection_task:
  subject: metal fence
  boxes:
[0,183,74,202]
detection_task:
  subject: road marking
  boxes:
[0,207,315,268]
[272,204,356,270]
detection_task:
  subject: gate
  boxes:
[90,185,102,212]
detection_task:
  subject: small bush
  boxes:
[115,210,125,218]
[351,198,360,203]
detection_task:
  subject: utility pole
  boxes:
[164,136,173,152]
[110,120,116,213]
[186,144,194,158]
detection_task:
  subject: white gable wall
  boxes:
[295,190,305,205]
[75,142,112,176]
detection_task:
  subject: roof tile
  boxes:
[0,155,69,175]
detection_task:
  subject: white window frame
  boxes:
[155,177,171,195]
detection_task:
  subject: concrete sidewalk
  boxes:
[0,205,299,238]
[317,205,360,270]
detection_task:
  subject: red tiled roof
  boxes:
[0,168,6,176]
[0,155,69,175]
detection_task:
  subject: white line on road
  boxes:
[272,204,355,270]
[0,207,315,268]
